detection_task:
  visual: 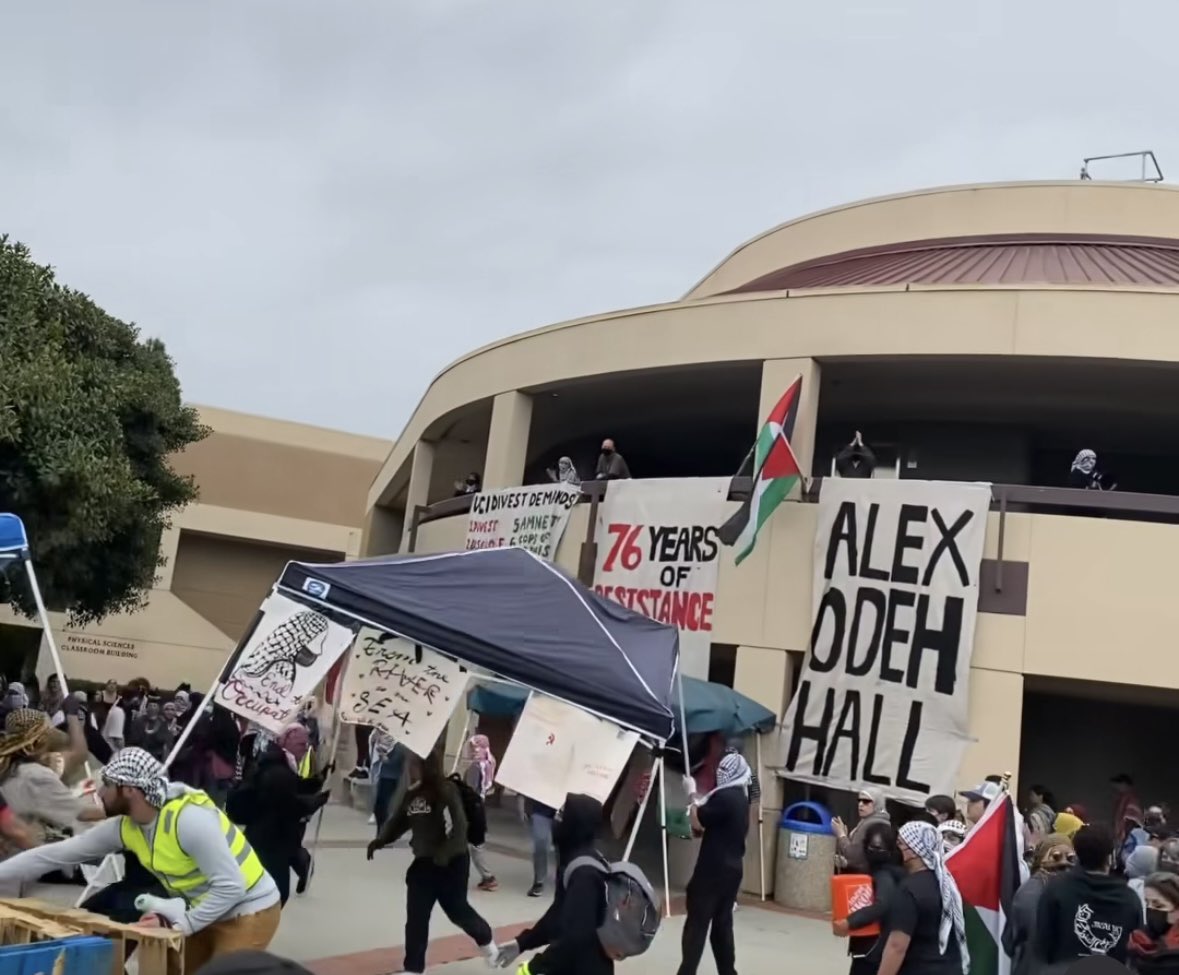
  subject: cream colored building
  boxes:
[0,407,389,691]
[365,180,1179,829]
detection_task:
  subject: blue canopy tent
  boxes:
[0,513,70,695]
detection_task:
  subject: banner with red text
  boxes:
[213,592,356,734]
[593,478,732,679]
[465,484,581,559]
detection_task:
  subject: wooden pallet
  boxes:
[0,899,184,975]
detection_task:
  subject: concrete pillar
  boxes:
[958,668,1024,798]
[154,524,183,591]
[733,644,796,896]
[400,441,435,550]
[360,505,405,558]
[482,391,533,490]
[759,358,822,476]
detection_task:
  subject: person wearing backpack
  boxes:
[675,751,752,975]
[367,749,499,973]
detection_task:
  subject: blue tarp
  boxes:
[0,513,28,555]
[467,675,775,738]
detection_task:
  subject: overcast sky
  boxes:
[4,1,1175,438]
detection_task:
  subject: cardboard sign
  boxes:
[779,479,991,804]
[464,485,581,558]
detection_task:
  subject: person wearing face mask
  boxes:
[833,821,905,975]
[593,439,631,481]
[937,821,967,853]
[1034,823,1142,972]
[1009,833,1075,975]
[1130,872,1179,973]
[0,748,281,969]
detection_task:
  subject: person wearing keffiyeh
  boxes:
[876,820,968,975]
[0,747,282,970]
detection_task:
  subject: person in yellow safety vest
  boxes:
[0,747,282,971]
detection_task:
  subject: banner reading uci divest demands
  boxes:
[778,478,991,805]
[593,478,731,679]
[465,485,581,559]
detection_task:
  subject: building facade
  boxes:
[364,180,1179,826]
[0,406,389,690]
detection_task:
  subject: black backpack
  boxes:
[448,774,487,844]
[226,767,261,825]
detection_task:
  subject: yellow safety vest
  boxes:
[120,791,266,905]
[298,748,314,779]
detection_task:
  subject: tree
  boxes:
[0,235,209,625]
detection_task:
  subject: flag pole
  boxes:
[622,750,657,862]
[755,731,767,902]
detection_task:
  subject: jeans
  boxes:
[469,843,494,881]
[374,777,399,833]
[530,813,553,885]
[403,855,493,973]
[676,867,742,975]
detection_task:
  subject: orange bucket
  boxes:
[830,874,880,936]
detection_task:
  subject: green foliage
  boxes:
[0,235,209,625]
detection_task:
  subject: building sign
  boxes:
[592,478,731,679]
[778,478,991,805]
[464,485,581,559]
[62,633,141,661]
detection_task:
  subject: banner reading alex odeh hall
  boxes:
[778,478,991,805]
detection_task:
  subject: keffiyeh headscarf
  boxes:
[1072,449,1097,474]
[102,747,170,808]
[466,735,496,798]
[697,753,752,806]
[899,820,969,974]
[556,457,580,485]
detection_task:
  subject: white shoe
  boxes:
[481,943,501,968]
[367,813,377,825]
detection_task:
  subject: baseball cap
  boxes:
[959,781,1003,804]
[194,951,313,975]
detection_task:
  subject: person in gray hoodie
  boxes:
[834,787,891,873]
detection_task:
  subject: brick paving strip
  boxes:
[304,895,824,975]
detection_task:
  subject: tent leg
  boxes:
[306,709,349,894]
[755,732,767,902]
[676,667,692,793]
[24,558,68,696]
[658,756,671,919]
[623,752,657,862]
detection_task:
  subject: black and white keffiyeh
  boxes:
[899,820,969,974]
[102,747,170,808]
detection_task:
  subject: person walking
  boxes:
[675,752,752,975]
[462,734,498,891]
[366,750,498,973]
[526,798,557,897]
[0,748,281,969]
[834,822,905,975]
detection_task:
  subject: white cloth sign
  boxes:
[592,478,731,679]
[465,485,581,558]
[213,592,356,734]
[496,693,639,809]
[338,628,467,758]
[778,479,991,805]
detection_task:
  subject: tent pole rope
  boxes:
[755,731,767,901]
[657,756,671,919]
[622,747,656,862]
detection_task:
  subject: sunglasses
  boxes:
[857,798,872,804]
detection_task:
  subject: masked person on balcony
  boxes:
[594,439,630,480]
[1069,449,1114,490]
[835,431,877,478]
[0,747,281,968]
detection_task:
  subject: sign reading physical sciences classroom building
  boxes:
[464,485,581,559]
[592,478,731,679]
[779,478,991,805]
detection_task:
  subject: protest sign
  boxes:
[338,628,467,758]
[465,485,582,558]
[213,592,356,733]
[592,478,731,679]
[778,478,991,805]
[496,693,639,809]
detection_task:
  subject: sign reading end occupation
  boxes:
[779,478,991,805]
[592,478,731,680]
[464,485,581,559]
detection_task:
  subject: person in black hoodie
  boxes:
[1034,823,1142,972]
[495,793,613,975]
[834,821,905,975]
[676,752,752,975]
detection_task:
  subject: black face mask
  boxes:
[865,848,891,868]
[1147,908,1172,938]
[601,447,613,455]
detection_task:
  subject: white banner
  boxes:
[778,479,991,805]
[338,628,467,759]
[592,478,731,679]
[496,693,639,810]
[213,592,356,734]
[465,485,582,559]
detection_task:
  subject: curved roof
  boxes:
[724,234,1179,293]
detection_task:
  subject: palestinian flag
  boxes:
[718,376,803,564]
[946,795,1021,975]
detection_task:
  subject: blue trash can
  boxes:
[774,801,836,912]
[0,936,114,974]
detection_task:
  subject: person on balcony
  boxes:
[594,439,631,480]
[454,472,482,496]
[835,432,877,478]
[1069,449,1117,490]
[547,456,582,486]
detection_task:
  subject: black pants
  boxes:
[403,855,492,974]
[80,858,167,925]
[676,867,742,975]
[253,843,292,906]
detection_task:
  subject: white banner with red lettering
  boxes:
[464,484,581,559]
[592,478,731,679]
